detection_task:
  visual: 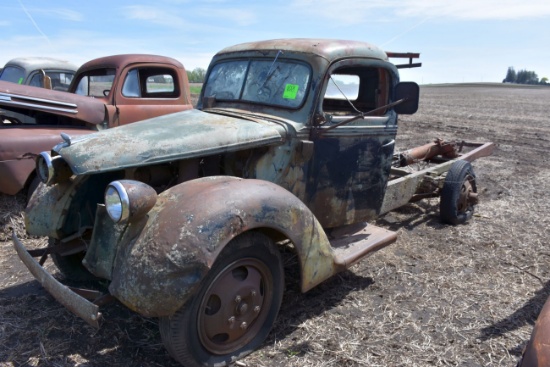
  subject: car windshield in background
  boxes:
[204,59,311,109]
[0,66,25,84]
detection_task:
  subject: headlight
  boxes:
[36,152,54,184]
[36,152,73,185]
[104,180,157,224]
[105,181,130,223]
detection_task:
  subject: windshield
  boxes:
[74,68,116,97]
[0,66,25,84]
[203,59,311,109]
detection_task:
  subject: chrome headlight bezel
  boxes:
[36,152,74,186]
[105,181,130,223]
[36,152,54,185]
[104,180,157,224]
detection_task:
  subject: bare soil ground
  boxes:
[1,84,550,366]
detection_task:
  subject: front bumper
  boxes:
[12,231,102,328]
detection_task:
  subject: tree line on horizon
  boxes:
[503,67,548,85]
[187,67,206,83]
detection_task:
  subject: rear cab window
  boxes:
[122,67,179,98]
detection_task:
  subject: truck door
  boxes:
[305,62,397,228]
[114,64,190,125]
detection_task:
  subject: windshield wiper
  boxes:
[260,50,284,88]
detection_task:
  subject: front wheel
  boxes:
[49,237,96,281]
[440,160,477,225]
[160,231,284,367]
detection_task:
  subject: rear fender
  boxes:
[109,176,336,317]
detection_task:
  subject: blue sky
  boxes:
[1,0,549,84]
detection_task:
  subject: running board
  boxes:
[329,223,397,269]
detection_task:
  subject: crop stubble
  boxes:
[1,84,549,366]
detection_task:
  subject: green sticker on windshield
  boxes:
[283,84,299,99]
[17,78,24,84]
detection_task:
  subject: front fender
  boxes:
[109,176,336,317]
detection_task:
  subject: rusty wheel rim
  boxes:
[197,258,273,355]
[457,176,474,214]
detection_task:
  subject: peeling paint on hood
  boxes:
[55,109,286,175]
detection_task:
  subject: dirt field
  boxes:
[1,84,550,366]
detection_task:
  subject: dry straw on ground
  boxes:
[1,84,549,366]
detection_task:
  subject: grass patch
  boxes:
[189,85,202,94]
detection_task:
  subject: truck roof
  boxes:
[78,54,185,71]
[3,57,78,71]
[215,38,389,63]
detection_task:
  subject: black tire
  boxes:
[26,175,41,204]
[49,238,96,281]
[160,231,284,367]
[440,160,477,225]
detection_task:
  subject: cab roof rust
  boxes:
[215,38,389,63]
[77,54,185,72]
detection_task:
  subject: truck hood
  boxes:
[55,109,286,175]
[0,81,106,125]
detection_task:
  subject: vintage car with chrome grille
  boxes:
[13,39,494,367]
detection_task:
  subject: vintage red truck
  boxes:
[0,54,193,196]
[14,39,494,367]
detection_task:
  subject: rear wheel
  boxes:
[160,231,284,367]
[440,160,477,225]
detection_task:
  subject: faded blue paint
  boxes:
[55,109,286,175]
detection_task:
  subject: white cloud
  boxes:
[199,8,257,26]
[290,0,397,24]
[37,8,83,22]
[290,0,550,22]
[123,5,187,27]
[0,20,10,27]
[397,0,550,20]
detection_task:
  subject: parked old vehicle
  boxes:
[0,54,193,196]
[517,295,550,366]
[0,57,77,90]
[13,39,494,367]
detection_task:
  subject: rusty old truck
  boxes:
[14,39,494,367]
[0,54,193,196]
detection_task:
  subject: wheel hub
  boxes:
[197,258,272,355]
[457,176,476,213]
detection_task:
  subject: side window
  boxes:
[29,73,44,87]
[74,69,116,97]
[322,67,390,119]
[46,71,74,91]
[122,69,140,97]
